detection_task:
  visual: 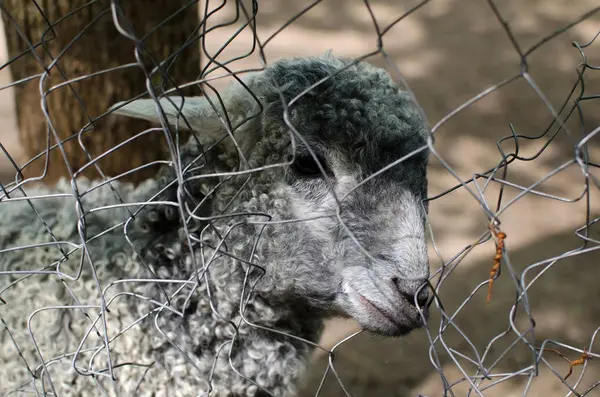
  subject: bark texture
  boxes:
[2,0,200,183]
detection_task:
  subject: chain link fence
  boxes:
[0,1,599,396]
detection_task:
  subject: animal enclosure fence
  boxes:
[0,1,599,397]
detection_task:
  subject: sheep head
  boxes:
[110,54,431,338]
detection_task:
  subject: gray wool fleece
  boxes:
[0,54,430,397]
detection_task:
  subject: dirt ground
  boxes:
[1,1,599,396]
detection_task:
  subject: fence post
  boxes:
[1,1,200,184]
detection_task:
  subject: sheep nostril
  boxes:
[416,288,429,308]
[391,277,429,308]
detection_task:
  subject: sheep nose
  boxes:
[391,277,429,308]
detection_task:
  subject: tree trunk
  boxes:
[1,1,200,184]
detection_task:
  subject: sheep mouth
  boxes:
[353,291,428,337]
[336,266,429,337]
[336,282,428,338]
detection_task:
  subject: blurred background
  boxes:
[1,1,599,396]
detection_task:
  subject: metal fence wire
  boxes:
[0,1,599,396]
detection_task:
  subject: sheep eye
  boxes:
[291,154,329,178]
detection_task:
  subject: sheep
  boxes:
[0,53,432,397]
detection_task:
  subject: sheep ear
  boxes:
[109,76,262,147]
[109,96,220,130]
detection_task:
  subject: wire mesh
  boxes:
[0,1,599,397]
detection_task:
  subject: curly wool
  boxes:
[0,137,323,397]
[0,54,429,397]
[0,164,319,397]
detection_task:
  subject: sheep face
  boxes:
[279,158,430,338]
[111,54,431,338]
[257,56,431,337]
